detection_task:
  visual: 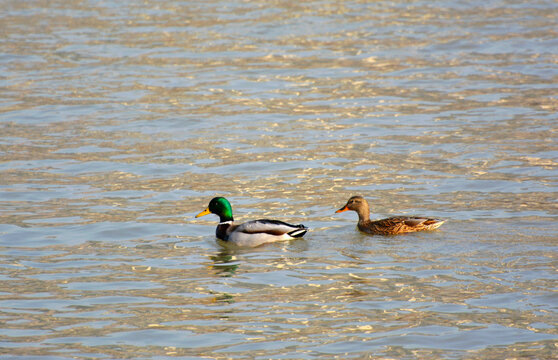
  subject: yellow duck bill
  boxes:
[195,208,211,218]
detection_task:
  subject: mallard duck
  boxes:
[195,197,308,247]
[336,195,444,235]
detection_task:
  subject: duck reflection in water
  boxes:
[209,250,240,277]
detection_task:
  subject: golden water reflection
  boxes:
[1,0,557,358]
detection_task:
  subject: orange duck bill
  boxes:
[335,205,349,213]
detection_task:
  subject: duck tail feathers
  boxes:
[288,225,308,238]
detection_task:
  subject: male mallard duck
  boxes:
[336,195,444,235]
[195,197,308,247]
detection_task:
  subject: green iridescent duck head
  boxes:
[195,197,234,222]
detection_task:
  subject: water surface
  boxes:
[1,0,557,358]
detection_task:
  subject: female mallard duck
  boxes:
[195,197,308,247]
[336,195,444,235]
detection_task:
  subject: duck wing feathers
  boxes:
[362,216,445,235]
[223,219,308,247]
[235,219,308,237]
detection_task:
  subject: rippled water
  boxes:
[1,0,557,358]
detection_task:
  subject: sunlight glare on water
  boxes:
[1,0,557,358]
